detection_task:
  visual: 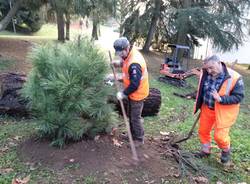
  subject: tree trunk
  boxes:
[0,0,22,31]
[176,0,192,61]
[92,21,98,40]
[56,10,65,42]
[142,0,162,52]
[130,0,135,12]
[91,10,98,40]
[176,0,192,45]
[65,12,70,40]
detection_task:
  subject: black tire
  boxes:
[159,76,187,87]
[110,88,162,117]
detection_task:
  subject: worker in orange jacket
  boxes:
[194,55,244,164]
[112,37,149,147]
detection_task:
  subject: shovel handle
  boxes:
[108,51,138,161]
[187,112,201,138]
[172,112,201,145]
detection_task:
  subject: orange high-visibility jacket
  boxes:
[122,48,149,101]
[194,67,241,128]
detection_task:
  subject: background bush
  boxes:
[22,38,116,147]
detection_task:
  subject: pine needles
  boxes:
[22,38,117,147]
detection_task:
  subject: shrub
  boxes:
[22,38,116,147]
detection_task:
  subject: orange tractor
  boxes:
[159,44,200,87]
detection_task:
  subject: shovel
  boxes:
[171,112,200,146]
[108,51,139,161]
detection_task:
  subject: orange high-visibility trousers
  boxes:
[199,104,231,151]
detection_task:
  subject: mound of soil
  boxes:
[18,136,179,184]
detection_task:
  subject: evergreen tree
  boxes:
[0,0,46,32]
[120,0,152,45]
[114,0,140,35]
[120,0,250,52]
[75,0,114,40]
[22,38,117,147]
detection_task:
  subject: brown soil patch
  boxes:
[0,38,32,74]
[18,136,179,184]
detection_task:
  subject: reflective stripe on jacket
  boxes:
[194,66,241,128]
[122,48,149,101]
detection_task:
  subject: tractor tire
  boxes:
[109,88,161,117]
[159,76,188,87]
[142,88,161,116]
[0,72,29,116]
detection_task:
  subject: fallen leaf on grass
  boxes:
[160,131,170,136]
[173,173,179,178]
[0,146,9,153]
[110,127,118,136]
[0,168,14,174]
[193,176,209,184]
[143,154,149,159]
[94,135,100,141]
[216,181,224,184]
[8,141,18,147]
[112,138,123,147]
[222,161,235,172]
[160,136,170,141]
[13,136,22,141]
[12,175,30,184]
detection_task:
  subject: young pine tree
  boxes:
[22,38,117,147]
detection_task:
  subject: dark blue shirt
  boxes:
[202,73,225,109]
[123,63,142,96]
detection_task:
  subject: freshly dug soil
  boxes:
[18,136,179,184]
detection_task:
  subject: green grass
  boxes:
[0,24,57,39]
[0,116,66,184]
[144,66,250,183]
[0,58,15,72]
[144,77,197,136]
[82,176,97,184]
[0,24,85,41]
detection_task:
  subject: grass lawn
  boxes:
[144,59,250,183]
[0,58,16,72]
[0,24,84,41]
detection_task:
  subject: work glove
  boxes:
[116,91,126,100]
[111,59,122,67]
[105,73,115,81]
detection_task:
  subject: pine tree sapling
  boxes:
[22,38,117,147]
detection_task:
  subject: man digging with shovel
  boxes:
[111,37,149,148]
[194,55,244,164]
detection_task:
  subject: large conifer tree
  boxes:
[120,0,250,52]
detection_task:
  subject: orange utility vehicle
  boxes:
[159,44,199,87]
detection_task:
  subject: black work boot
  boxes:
[194,151,210,158]
[221,150,231,164]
